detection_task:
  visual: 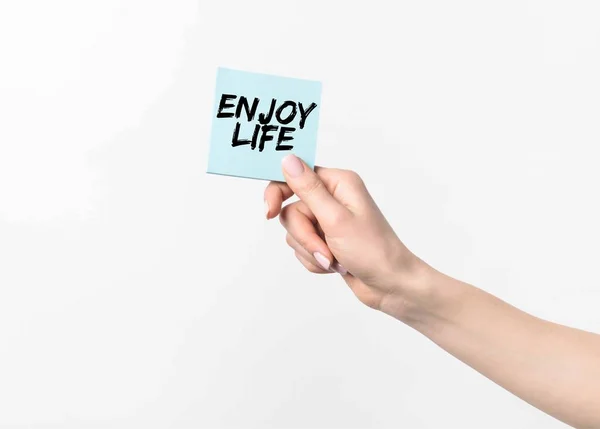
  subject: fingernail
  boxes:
[313,252,331,271]
[282,154,304,178]
[332,261,348,275]
[264,201,270,219]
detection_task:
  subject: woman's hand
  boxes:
[264,154,429,317]
[264,154,600,428]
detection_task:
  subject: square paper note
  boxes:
[207,67,322,182]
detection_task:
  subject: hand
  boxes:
[266,155,600,429]
[264,154,429,316]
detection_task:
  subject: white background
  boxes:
[1,1,599,428]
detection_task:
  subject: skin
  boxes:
[264,155,600,429]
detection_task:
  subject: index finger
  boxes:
[264,181,294,219]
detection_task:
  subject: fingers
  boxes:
[294,250,329,274]
[315,167,369,214]
[280,201,334,270]
[281,155,351,230]
[288,234,346,275]
[263,168,340,219]
[264,163,367,221]
[264,181,293,219]
[288,236,329,274]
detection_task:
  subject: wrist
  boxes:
[379,256,471,332]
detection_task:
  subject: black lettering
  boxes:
[217,94,237,118]
[298,102,317,129]
[258,125,277,152]
[276,127,295,151]
[275,101,297,125]
[258,99,277,124]
[235,96,259,121]
[249,124,261,150]
[232,122,260,147]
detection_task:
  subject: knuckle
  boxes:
[299,177,325,197]
[294,233,310,250]
[285,233,294,248]
[279,204,291,225]
[263,182,274,200]
[344,170,365,187]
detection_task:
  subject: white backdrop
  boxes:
[1,1,599,428]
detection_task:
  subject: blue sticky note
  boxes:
[207,67,322,182]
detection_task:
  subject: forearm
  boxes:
[393,266,600,428]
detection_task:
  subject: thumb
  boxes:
[281,154,348,228]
